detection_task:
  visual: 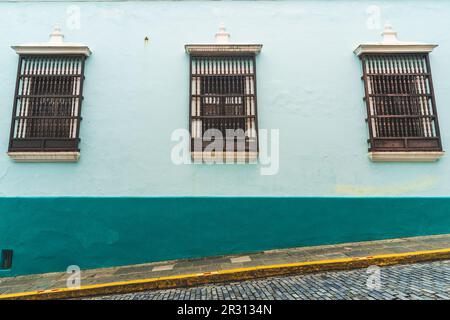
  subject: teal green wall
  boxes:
[1,197,450,276]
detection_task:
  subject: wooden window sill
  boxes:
[191,151,258,163]
[368,151,444,162]
[7,151,80,162]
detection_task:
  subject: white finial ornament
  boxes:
[215,23,230,44]
[354,21,437,56]
[11,23,91,56]
[381,22,399,44]
[49,24,64,44]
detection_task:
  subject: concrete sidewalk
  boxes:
[1,234,450,299]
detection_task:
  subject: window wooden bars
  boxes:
[360,53,442,152]
[8,55,86,152]
[189,54,258,153]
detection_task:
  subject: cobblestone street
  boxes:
[90,260,450,300]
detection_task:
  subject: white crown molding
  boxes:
[354,44,437,56]
[185,44,262,55]
[7,152,80,162]
[368,151,444,162]
[354,23,437,56]
[12,45,91,56]
[186,24,262,55]
[12,25,91,56]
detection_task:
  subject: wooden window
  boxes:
[189,54,258,155]
[8,55,85,153]
[360,53,442,153]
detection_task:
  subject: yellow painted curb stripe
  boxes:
[1,247,450,299]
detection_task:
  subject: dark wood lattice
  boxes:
[360,53,442,152]
[189,54,258,153]
[8,55,86,152]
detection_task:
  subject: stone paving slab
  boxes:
[1,233,450,299]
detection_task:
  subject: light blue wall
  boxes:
[0,0,450,196]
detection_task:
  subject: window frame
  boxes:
[359,52,443,154]
[188,52,259,158]
[8,54,86,155]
